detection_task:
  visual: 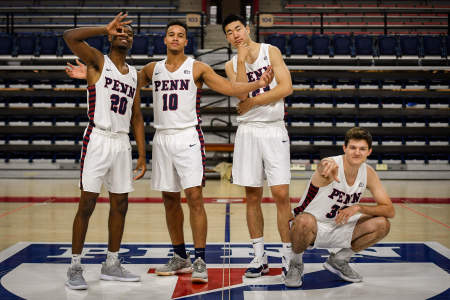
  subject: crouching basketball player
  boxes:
[285,127,395,287]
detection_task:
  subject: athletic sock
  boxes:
[334,248,355,261]
[194,248,205,261]
[291,252,303,264]
[251,237,265,260]
[106,250,119,265]
[173,243,188,259]
[71,254,81,266]
[282,242,293,261]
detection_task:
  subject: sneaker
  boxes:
[323,253,363,282]
[244,253,269,278]
[66,264,88,290]
[284,260,304,288]
[100,259,140,282]
[191,257,208,283]
[281,255,290,279]
[155,252,193,276]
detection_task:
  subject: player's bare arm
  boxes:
[131,76,147,180]
[195,61,273,97]
[63,12,131,85]
[335,166,395,225]
[311,157,340,187]
[139,62,157,87]
[237,46,293,115]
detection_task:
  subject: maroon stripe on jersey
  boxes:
[79,123,94,190]
[195,124,206,187]
[196,89,202,125]
[87,85,96,124]
[293,183,319,216]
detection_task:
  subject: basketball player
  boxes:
[63,13,147,290]
[66,20,274,284]
[285,127,395,287]
[222,14,294,279]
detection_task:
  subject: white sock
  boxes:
[334,248,355,261]
[71,254,81,266]
[251,237,265,260]
[291,252,303,264]
[281,242,293,260]
[106,251,119,264]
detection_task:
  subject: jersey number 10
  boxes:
[162,94,178,111]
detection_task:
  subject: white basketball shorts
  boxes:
[313,213,362,249]
[80,127,133,194]
[232,121,291,187]
[151,126,205,192]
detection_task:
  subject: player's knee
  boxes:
[77,202,95,219]
[293,213,315,232]
[377,217,391,237]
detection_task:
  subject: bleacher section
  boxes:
[0,1,449,176]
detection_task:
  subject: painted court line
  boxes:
[399,203,450,229]
[0,203,36,219]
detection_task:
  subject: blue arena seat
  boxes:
[152,34,166,55]
[333,35,354,56]
[377,35,400,56]
[289,34,310,55]
[15,33,38,56]
[0,33,14,55]
[354,35,375,56]
[39,33,58,55]
[85,36,106,53]
[311,34,331,56]
[185,33,196,55]
[131,34,151,55]
[422,35,444,57]
[59,36,73,56]
[399,35,422,56]
[265,34,286,54]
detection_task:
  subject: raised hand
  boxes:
[237,42,250,62]
[65,59,87,79]
[318,158,340,182]
[106,12,132,37]
[258,65,274,88]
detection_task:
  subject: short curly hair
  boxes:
[344,127,372,149]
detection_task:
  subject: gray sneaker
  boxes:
[155,252,192,276]
[323,253,362,282]
[191,257,208,283]
[66,264,88,290]
[100,259,140,282]
[284,260,303,288]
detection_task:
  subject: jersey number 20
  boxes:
[110,94,128,115]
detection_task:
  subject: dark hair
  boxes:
[222,14,246,34]
[165,20,188,34]
[344,127,372,149]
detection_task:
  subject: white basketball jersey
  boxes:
[294,155,368,223]
[87,55,137,133]
[232,43,285,123]
[152,57,200,129]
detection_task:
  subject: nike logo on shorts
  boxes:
[189,144,196,147]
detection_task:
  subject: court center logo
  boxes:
[0,242,449,299]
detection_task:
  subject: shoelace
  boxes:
[193,259,205,272]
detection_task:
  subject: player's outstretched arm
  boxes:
[197,61,273,97]
[131,73,147,180]
[311,157,339,187]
